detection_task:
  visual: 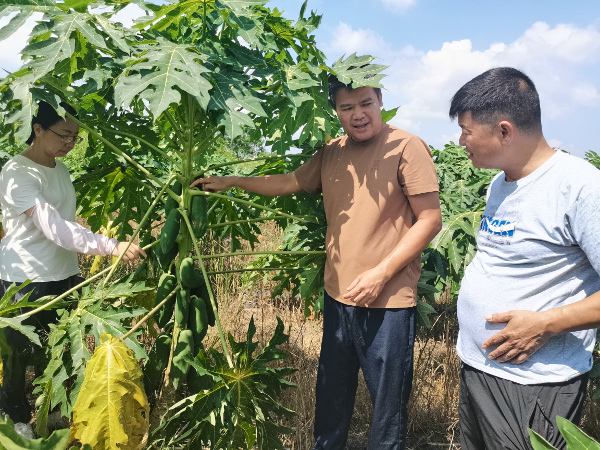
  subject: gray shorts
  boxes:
[459,363,588,450]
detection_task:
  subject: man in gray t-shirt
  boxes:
[449,67,600,449]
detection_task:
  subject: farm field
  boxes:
[0,0,599,448]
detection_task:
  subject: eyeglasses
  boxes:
[47,128,82,144]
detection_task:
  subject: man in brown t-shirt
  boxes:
[192,75,441,450]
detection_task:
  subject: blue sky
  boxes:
[1,0,599,157]
[271,0,600,157]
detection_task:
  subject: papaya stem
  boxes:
[189,190,312,223]
[180,209,234,368]
[162,109,186,140]
[121,285,181,341]
[99,127,182,169]
[207,267,301,275]
[208,215,312,229]
[16,242,156,319]
[103,174,178,285]
[68,114,165,189]
[197,250,325,259]
[193,153,305,177]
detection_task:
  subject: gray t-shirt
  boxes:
[457,151,600,384]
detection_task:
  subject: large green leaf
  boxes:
[155,317,295,449]
[557,416,600,449]
[0,418,70,449]
[115,38,212,119]
[0,317,40,346]
[528,428,557,450]
[330,53,387,88]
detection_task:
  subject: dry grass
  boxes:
[199,221,600,449]
[17,219,600,449]
[199,221,463,449]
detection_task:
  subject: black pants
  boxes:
[459,363,588,450]
[314,292,416,450]
[0,275,82,422]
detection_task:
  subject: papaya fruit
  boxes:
[131,259,147,282]
[175,288,189,328]
[143,332,172,396]
[154,241,178,271]
[160,208,180,254]
[190,194,208,239]
[179,257,204,288]
[197,281,217,327]
[154,272,176,329]
[165,180,182,217]
[189,295,208,347]
[171,329,195,389]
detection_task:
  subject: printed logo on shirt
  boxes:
[479,215,518,237]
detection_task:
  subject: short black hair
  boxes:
[328,73,381,109]
[449,67,542,134]
[26,101,78,145]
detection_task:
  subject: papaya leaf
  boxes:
[556,416,600,449]
[34,380,53,438]
[0,417,70,450]
[0,317,40,346]
[114,38,213,120]
[70,334,150,450]
[416,299,436,329]
[154,317,296,449]
[528,428,557,449]
[330,53,387,89]
[33,278,150,417]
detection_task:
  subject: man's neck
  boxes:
[503,137,555,182]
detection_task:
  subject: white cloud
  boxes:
[571,82,600,105]
[327,22,390,56]
[547,138,563,149]
[325,21,600,156]
[109,4,146,27]
[0,13,41,73]
[381,0,417,12]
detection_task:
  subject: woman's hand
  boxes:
[112,242,147,261]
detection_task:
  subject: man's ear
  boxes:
[377,90,383,107]
[497,120,515,145]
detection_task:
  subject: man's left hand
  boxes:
[483,310,555,364]
[343,267,388,306]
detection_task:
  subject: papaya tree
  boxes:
[0,0,387,447]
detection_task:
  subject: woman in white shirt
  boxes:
[0,101,145,425]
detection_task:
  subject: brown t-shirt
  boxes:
[294,124,439,308]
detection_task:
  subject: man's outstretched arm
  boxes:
[190,173,302,197]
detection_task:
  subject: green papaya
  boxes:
[179,257,204,288]
[165,181,182,217]
[188,295,208,347]
[154,241,178,271]
[143,332,172,396]
[160,208,180,254]
[131,259,147,282]
[171,329,194,389]
[175,288,189,328]
[154,272,176,329]
[190,194,208,239]
[197,280,217,327]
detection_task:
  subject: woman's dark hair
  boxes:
[449,67,542,134]
[26,101,78,145]
[328,73,381,109]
